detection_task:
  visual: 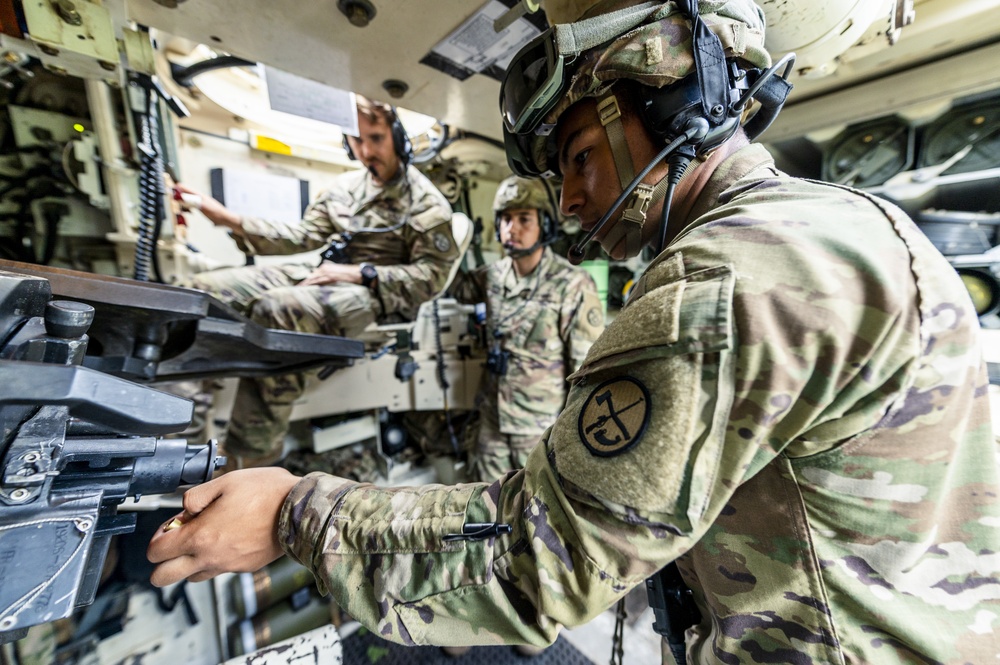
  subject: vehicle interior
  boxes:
[0,0,998,662]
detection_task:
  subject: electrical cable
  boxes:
[568,130,692,264]
[171,55,257,88]
[656,153,693,253]
[134,86,157,281]
[432,299,461,456]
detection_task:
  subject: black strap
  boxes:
[676,0,730,128]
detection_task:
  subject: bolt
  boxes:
[75,518,93,532]
[338,0,376,28]
[9,488,29,502]
[348,5,369,26]
[711,104,725,117]
[53,0,82,25]
[382,79,409,99]
[45,300,94,339]
[0,617,16,630]
[23,452,40,463]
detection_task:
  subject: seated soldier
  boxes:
[178,96,458,469]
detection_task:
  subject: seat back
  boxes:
[437,212,474,297]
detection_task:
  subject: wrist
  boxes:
[359,262,378,289]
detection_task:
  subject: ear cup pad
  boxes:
[343,108,413,166]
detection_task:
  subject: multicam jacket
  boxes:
[236,164,456,321]
[277,143,999,664]
[451,247,605,436]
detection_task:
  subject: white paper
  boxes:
[221,169,303,224]
[264,66,359,136]
[431,1,541,74]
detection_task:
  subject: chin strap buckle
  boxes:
[621,183,654,225]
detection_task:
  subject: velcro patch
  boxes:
[578,376,651,457]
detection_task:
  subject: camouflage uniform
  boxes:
[451,247,604,481]
[192,164,456,462]
[276,144,999,663]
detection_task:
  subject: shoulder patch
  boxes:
[578,376,651,457]
[432,231,452,253]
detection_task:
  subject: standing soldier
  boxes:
[452,175,605,483]
[178,96,458,469]
[150,1,999,663]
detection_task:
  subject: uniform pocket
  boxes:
[552,264,736,527]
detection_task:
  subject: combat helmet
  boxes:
[492,175,560,248]
[500,0,793,259]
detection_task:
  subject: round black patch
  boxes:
[577,376,651,457]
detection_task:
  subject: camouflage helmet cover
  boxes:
[526,0,771,173]
[493,175,555,215]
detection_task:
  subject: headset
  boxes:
[343,104,413,168]
[566,0,793,262]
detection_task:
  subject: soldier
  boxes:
[177,96,457,469]
[149,1,1000,663]
[451,175,604,482]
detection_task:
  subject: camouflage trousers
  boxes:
[191,263,379,463]
[468,401,539,483]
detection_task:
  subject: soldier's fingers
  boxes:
[188,570,221,584]
[149,555,203,588]
[147,518,192,563]
[181,474,229,516]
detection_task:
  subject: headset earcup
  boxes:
[389,107,413,166]
[542,212,555,244]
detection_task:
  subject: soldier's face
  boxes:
[556,98,667,259]
[498,207,542,251]
[347,113,401,184]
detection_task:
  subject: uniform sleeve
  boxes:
[559,271,605,375]
[276,249,776,648]
[237,184,352,256]
[447,265,489,305]
[374,194,459,319]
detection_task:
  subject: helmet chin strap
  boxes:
[567,106,709,265]
[503,241,544,258]
[592,90,674,259]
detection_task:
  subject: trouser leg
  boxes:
[225,284,379,464]
[190,263,299,315]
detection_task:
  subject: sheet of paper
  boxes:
[264,66,359,136]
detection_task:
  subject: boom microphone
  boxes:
[567,120,707,265]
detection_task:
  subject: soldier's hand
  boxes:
[147,467,301,586]
[299,262,363,287]
[175,182,243,234]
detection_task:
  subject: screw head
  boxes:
[382,79,408,99]
[9,488,29,501]
[338,0,376,27]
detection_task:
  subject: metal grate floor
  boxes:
[341,627,596,665]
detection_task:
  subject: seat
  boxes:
[357,212,474,343]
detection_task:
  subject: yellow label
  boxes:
[254,135,293,156]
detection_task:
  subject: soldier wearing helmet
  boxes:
[448,175,604,485]
[150,1,998,663]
